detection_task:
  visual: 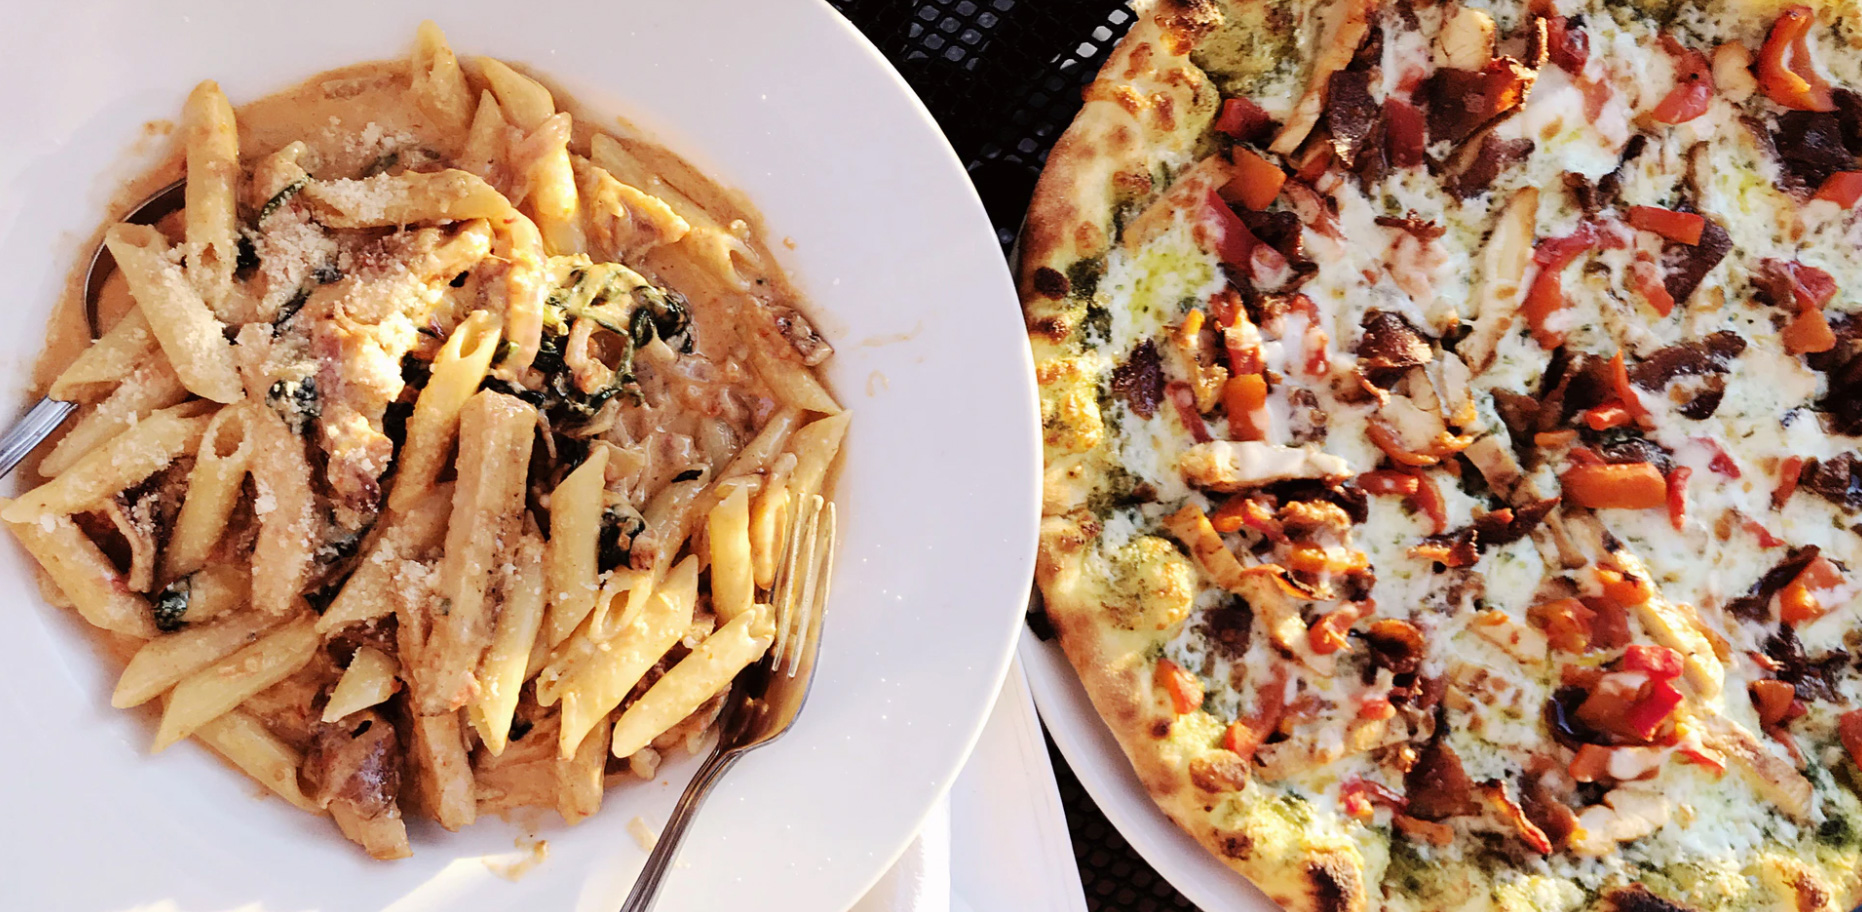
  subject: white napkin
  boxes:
[850,654,1087,912]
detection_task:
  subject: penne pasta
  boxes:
[542,446,610,648]
[48,308,158,403]
[181,80,241,317]
[610,603,774,759]
[40,358,188,478]
[322,646,402,722]
[556,555,698,758]
[407,710,476,831]
[489,212,547,375]
[426,391,536,713]
[169,563,251,626]
[457,90,507,185]
[301,169,515,228]
[750,346,841,415]
[388,311,501,513]
[113,608,287,708]
[628,477,708,579]
[329,803,411,861]
[2,404,212,523]
[708,486,755,623]
[318,483,454,634]
[2,503,156,639]
[470,531,546,755]
[246,404,317,616]
[153,615,318,751]
[787,411,852,504]
[192,708,320,813]
[163,402,254,579]
[476,57,554,131]
[556,712,608,824]
[510,112,584,255]
[103,224,244,403]
[409,21,473,137]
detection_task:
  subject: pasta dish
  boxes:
[4,22,845,859]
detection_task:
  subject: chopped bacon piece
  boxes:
[1409,470,1448,535]
[1759,6,1837,112]
[1546,15,1589,72]
[1568,743,1614,783]
[1166,381,1213,443]
[1223,671,1288,762]
[1209,494,1285,540]
[1815,171,1862,207]
[1652,36,1714,124]
[1155,658,1205,715]
[1561,462,1667,510]
[1384,99,1427,169]
[1308,605,1362,655]
[1341,778,1407,820]
[1627,206,1706,245]
[1531,598,1597,652]
[1666,465,1691,531]
[1585,403,1633,430]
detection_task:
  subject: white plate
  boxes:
[1022,634,1279,912]
[0,2,1039,909]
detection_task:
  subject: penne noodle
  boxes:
[3,404,212,523]
[104,224,244,403]
[787,411,852,504]
[556,711,608,824]
[476,57,554,131]
[329,803,411,861]
[708,486,755,623]
[113,608,287,708]
[610,603,774,758]
[163,402,254,579]
[749,455,795,591]
[457,90,507,185]
[407,710,476,831]
[409,21,473,137]
[181,80,240,317]
[246,403,317,616]
[319,484,454,634]
[470,531,546,755]
[489,212,547,375]
[301,169,515,228]
[584,568,653,645]
[426,391,536,713]
[40,358,188,478]
[628,477,708,579]
[556,555,698,758]
[172,563,251,626]
[510,112,583,255]
[2,503,156,639]
[48,307,159,403]
[388,311,501,513]
[322,646,402,722]
[153,615,318,751]
[192,708,320,813]
[543,447,610,648]
[750,346,841,415]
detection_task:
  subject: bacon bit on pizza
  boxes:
[1534,429,1579,449]
[1779,555,1843,623]
[1561,462,1667,510]
[1665,466,1691,531]
[1392,814,1456,846]
[1406,739,1482,820]
[1758,6,1837,112]
[1531,598,1597,653]
[1627,206,1706,245]
[1302,325,1331,377]
[1574,671,1685,743]
[1365,417,1473,468]
[1651,35,1714,124]
[1223,374,1271,441]
[1775,455,1805,507]
[1222,314,1265,377]
[1383,99,1428,169]
[1750,679,1804,729]
[1409,470,1448,535]
[1624,644,1685,680]
[1545,15,1589,71]
[1223,148,1287,211]
[1815,171,1862,207]
[1479,783,1554,855]
[1154,658,1205,715]
[1213,96,1272,142]
[1165,381,1213,443]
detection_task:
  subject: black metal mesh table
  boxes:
[827,2,1200,909]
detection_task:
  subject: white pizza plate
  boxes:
[1023,633,1282,912]
[0,1,1040,909]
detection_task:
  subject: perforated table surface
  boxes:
[827,2,1201,909]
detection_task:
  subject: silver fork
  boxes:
[0,179,188,478]
[619,494,837,912]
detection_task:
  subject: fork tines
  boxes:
[769,494,835,677]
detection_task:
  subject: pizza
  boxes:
[1019,0,1862,909]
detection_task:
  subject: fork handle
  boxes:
[619,747,745,912]
[0,397,76,479]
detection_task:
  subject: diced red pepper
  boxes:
[1624,644,1685,680]
[1197,189,1259,269]
[1776,455,1805,507]
[1359,470,1421,496]
[1563,462,1668,510]
[1547,16,1590,72]
[1155,658,1205,715]
[1677,746,1727,775]
[1214,96,1272,141]
[1598,568,1653,608]
[1781,555,1843,624]
[1223,373,1271,442]
[1785,262,1838,310]
[1523,226,1600,348]
[1408,469,1448,534]
[1750,679,1799,728]
[1383,99,1427,169]
[1697,438,1740,478]
[1608,350,1651,424]
[1622,678,1685,741]
[1666,465,1691,531]
[1629,258,1676,317]
[1839,709,1862,766]
[1743,515,1787,549]
[1224,148,1287,211]
[1759,6,1837,112]
[1308,607,1358,655]
[1357,696,1397,721]
[1628,206,1706,245]
[1585,403,1633,431]
[1783,307,1836,355]
[1816,172,1862,207]
[1223,672,1287,761]
[1652,36,1714,124]
[1165,381,1213,443]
